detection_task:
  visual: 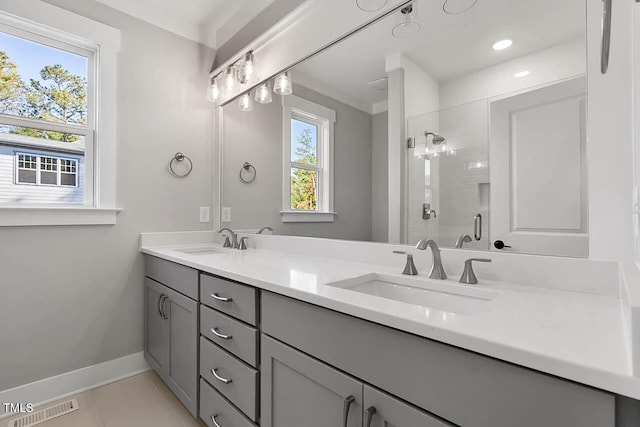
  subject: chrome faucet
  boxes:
[217,227,239,249]
[455,234,472,248]
[459,258,491,284]
[257,226,273,234]
[415,239,447,280]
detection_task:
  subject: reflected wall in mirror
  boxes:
[221,0,587,257]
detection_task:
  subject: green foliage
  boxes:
[290,128,318,210]
[0,50,24,114]
[0,52,86,143]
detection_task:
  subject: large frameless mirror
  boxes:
[220,0,588,257]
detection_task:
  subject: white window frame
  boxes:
[14,153,79,188]
[281,95,336,223]
[0,1,121,226]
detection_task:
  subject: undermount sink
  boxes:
[327,273,499,315]
[174,246,229,255]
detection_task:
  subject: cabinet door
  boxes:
[164,285,199,417]
[144,277,170,377]
[261,335,363,427]
[363,386,455,427]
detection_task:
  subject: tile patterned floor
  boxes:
[5,371,206,427]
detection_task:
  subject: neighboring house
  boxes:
[0,133,85,204]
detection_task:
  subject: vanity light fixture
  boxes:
[392,4,421,38]
[255,82,273,104]
[239,51,258,85]
[273,72,293,95]
[514,70,531,78]
[208,74,222,103]
[356,0,388,12]
[238,92,255,112]
[492,39,513,51]
[224,66,236,92]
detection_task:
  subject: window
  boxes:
[0,2,120,226]
[282,95,336,222]
[15,153,78,187]
[0,24,90,203]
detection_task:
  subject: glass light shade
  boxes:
[240,51,259,85]
[208,79,221,103]
[238,93,254,112]
[255,83,272,104]
[392,4,420,38]
[273,72,293,95]
[356,0,388,12]
[442,0,478,14]
[224,66,236,91]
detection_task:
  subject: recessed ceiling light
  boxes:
[492,39,513,51]
[514,70,530,78]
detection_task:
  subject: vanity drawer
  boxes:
[200,337,258,421]
[145,255,198,300]
[201,274,257,325]
[200,379,256,427]
[201,305,258,367]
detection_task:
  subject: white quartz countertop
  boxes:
[141,243,639,399]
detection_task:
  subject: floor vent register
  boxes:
[8,398,79,427]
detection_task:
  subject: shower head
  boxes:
[425,131,446,145]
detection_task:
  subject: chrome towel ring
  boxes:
[169,152,193,178]
[240,162,256,184]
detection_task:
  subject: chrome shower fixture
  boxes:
[425,131,446,145]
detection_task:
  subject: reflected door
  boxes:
[490,77,588,257]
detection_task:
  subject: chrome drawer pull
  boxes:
[343,395,355,427]
[365,406,377,427]
[211,293,233,303]
[211,328,233,340]
[211,368,233,384]
[211,414,223,427]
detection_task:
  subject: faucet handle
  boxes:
[239,236,249,250]
[459,258,491,284]
[393,251,418,276]
[222,236,232,248]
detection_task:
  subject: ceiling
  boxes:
[94,0,275,48]
[294,0,586,111]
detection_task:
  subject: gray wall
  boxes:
[222,84,373,241]
[213,0,306,69]
[0,0,216,391]
[371,111,388,242]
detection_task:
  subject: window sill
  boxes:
[280,211,336,223]
[0,206,122,226]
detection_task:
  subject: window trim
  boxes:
[282,94,336,223]
[0,1,121,226]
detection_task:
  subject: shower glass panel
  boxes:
[406,99,490,249]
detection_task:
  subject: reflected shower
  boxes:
[425,131,446,145]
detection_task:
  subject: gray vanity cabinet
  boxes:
[262,291,616,427]
[261,335,363,427]
[144,277,170,373]
[261,334,451,427]
[144,256,199,417]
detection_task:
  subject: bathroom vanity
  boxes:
[141,234,640,427]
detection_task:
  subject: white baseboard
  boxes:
[0,352,150,419]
